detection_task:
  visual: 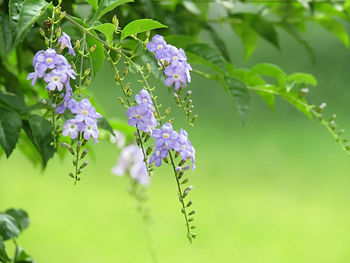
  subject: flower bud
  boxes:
[318,102,327,111]
[75,40,80,50]
[301,88,309,94]
[40,98,48,105]
[186,200,193,207]
[181,178,189,184]
[80,161,89,169]
[68,172,74,178]
[89,44,96,53]
[80,148,90,159]
[55,27,61,38]
[146,63,151,74]
[165,107,171,115]
[146,146,153,155]
[118,97,125,105]
[188,210,196,216]
[112,15,119,28]
[123,67,129,77]
[59,11,66,20]
[39,28,46,38]
[184,90,192,100]
[84,68,91,77]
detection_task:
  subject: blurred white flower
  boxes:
[111,144,150,186]
[110,130,126,148]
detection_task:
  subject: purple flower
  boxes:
[173,129,196,170]
[82,123,99,141]
[111,144,150,185]
[147,34,168,60]
[151,123,178,149]
[43,69,67,91]
[163,46,187,66]
[62,119,80,139]
[58,32,76,56]
[55,80,73,114]
[126,104,157,132]
[135,89,154,109]
[164,65,188,90]
[70,98,102,125]
[149,147,168,167]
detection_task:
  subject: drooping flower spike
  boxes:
[147,34,192,90]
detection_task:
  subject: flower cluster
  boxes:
[62,99,102,143]
[147,35,192,90]
[150,123,195,170]
[126,89,158,132]
[111,144,150,186]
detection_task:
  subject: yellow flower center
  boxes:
[52,76,60,82]
[46,58,53,64]
[82,110,88,115]
[142,98,148,103]
[173,74,179,80]
[163,133,169,139]
[173,56,178,61]
[157,45,163,50]
[136,114,142,119]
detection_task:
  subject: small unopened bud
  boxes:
[165,107,171,115]
[76,140,82,151]
[191,115,198,123]
[45,37,49,46]
[181,178,189,184]
[80,148,90,159]
[58,93,65,99]
[319,102,327,111]
[68,172,74,178]
[55,27,61,38]
[59,11,66,20]
[175,151,180,158]
[118,97,125,105]
[179,159,186,166]
[346,144,350,150]
[188,210,196,216]
[162,157,169,164]
[144,133,150,142]
[80,161,89,169]
[146,63,151,74]
[184,90,192,100]
[186,200,193,207]
[178,171,184,179]
[146,146,153,155]
[168,118,174,124]
[40,98,48,105]
[123,67,129,77]
[85,77,91,86]
[115,72,120,81]
[84,68,91,77]
[112,15,119,28]
[176,166,181,172]
[52,103,56,109]
[301,88,309,94]
[191,233,197,238]
[75,40,80,50]
[145,30,150,42]
[39,28,46,38]
[329,114,337,121]
[183,165,190,171]
[71,61,77,72]
[338,129,345,136]
[89,44,96,53]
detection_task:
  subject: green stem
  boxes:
[49,7,55,48]
[248,86,350,156]
[79,32,86,99]
[74,134,82,185]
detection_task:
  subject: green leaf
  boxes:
[97,118,114,134]
[0,91,26,112]
[277,22,315,64]
[86,0,98,10]
[22,115,55,168]
[287,73,317,86]
[5,209,29,232]
[0,237,9,263]
[223,76,251,123]
[0,106,22,157]
[14,246,35,263]
[231,13,279,49]
[232,22,258,60]
[205,24,230,61]
[314,16,349,47]
[92,0,134,22]
[0,13,12,58]
[0,214,20,241]
[86,34,105,78]
[8,0,23,28]
[93,23,115,43]
[165,34,197,49]
[15,0,49,45]
[186,43,227,74]
[121,19,167,40]
[249,63,287,89]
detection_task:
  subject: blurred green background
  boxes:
[2,18,350,263]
